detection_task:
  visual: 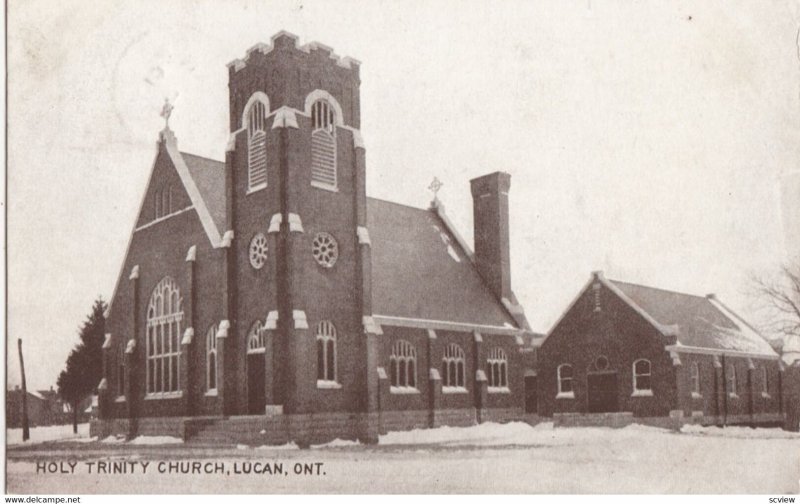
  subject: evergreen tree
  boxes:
[57,297,106,433]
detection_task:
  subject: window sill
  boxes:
[442,386,468,394]
[145,391,183,400]
[317,380,342,389]
[631,389,653,397]
[205,389,218,397]
[246,183,268,195]
[390,386,419,395]
[728,393,739,399]
[114,396,126,403]
[311,181,339,193]
[691,392,703,399]
[761,392,771,399]
[488,386,511,394]
[556,391,575,399]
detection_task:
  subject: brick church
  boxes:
[94,31,535,444]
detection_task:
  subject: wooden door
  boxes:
[587,372,618,413]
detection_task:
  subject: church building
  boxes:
[93,31,534,445]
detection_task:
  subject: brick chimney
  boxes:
[470,172,512,302]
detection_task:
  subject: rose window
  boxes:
[312,232,338,268]
[249,233,268,270]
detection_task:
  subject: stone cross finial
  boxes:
[428,177,443,206]
[160,98,174,128]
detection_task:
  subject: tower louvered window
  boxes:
[247,100,268,191]
[310,99,337,189]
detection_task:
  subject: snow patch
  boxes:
[127,435,183,445]
[312,438,360,448]
[255,442,300,450]
[101,436,125,444]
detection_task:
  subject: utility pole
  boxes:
[18,339,30,441]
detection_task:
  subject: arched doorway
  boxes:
[586,355,618,413]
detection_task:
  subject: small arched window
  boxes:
[442,344,466,389]
[145,277,183,395]
[154,189,161,219]
[762,367,769,396]
[310,99,337,190]
[316,321,337,384]
[557,364,574,398]
[246,98,269,191]
[247,321,266,354]
[690,362,701,397]
[390,340,417,390]
[206,324,218,392]
[118,345,126,397]
[632,359,652,395]
[487,347,508,389]
[726,363,737,397]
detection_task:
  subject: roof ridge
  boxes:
[608,278,709,300]
[366,196,427,213]
[179,151,225,164]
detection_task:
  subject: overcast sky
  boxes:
[7,0,800,390]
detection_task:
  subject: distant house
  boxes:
[6,387,67,428]
[537,272,786,427]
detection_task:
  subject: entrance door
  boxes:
[587,372,618,413]
[524,375,538,414]
[247,353,266,414]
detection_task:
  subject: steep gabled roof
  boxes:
[546,272,778,358]
[367,198,520,332]
[610,280,778,357]
[181,152,226,232]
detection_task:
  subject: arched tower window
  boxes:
[310,99,337,190]
[145,277,183,395]
[316,321,337,384]
[390,340,417,390]
[206,324,218,392]
[246,95,269,191]
[487,347,508,389]
[442,344,466,389]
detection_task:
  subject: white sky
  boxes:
[6,0,800,390]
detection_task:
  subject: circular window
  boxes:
[595,355,609,372]
[312,232,338,268]
[249,233,268,270]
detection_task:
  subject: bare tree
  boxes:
[751,262,800,345]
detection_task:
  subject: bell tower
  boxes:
[222,32,377,431]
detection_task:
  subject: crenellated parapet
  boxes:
[227,31,362,131]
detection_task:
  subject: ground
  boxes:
[6,422,800,494]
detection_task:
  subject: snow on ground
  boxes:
[680,423,800,439]
[6,423,90,445]
[7,422,800,493]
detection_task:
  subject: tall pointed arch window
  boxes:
[310,99,337,190]
[487,347,508,390]
[246,97,269,192]
[316,321,338,386]
[690,362,701,398]
[442,344,466,390]
[247,321,266,354]
[390,340,417,391]
[206,324,218,393]
[726,363,737,398]
[146,277,183,396]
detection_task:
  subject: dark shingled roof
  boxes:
[181,152,227,233]
[609,280,777,356]
[175,151,519,330]
[367,198,518,329]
